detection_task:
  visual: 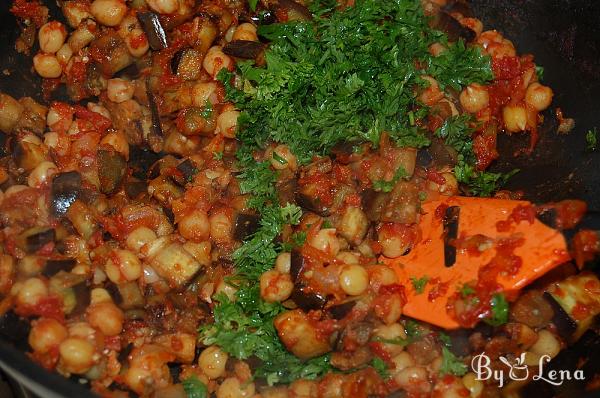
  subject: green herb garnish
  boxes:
[182,376,208,398]
[410,276,429,294]
[484,293,509,327]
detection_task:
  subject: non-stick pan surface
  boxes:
[0,1,599,397]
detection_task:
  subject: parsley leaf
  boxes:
[428,40,493,91]
[459,284,476,298]
[586,128,597,151]
[454,161,519,197]
[484,293,509,327]
[248,0,259,12]
[182,376,208,398]
[410,276,429,294]
[372,166,408,192]
[440,346,468,376]
[371,357,390,379]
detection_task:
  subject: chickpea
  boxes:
[0,255,14,294]
[67,21,97,53]
[216,110,240,138]
[525,82,553,112]
[59,337,96,374]
[27,161,58,188]
[178,209,210,242]
[126,227,157,253]
[209,210,232,243]
[62,1,93,28]
[308,228,340,256]
[217,377,255,398]
[28,318,68,354]
[268,144,298,171]
[368,265,398,291]
[289,379,318,397]
[87,301,124,336]
[460,17,483,37]
[260,269,294,302]
[16,277,48,307]
[338,207,368,244]
[428,172,458,196]
[339,264,369,296]
[214,278,237,302]
[0,93,24,133]
[391,351,415,373]
[33,53,62,78]
[336,251,359,264]
[462,373,484,397]
[146,0,179,14]
[418,76,444,106]
[125,28,150,58]
[100,131,129,159]
[459,83,489,114]
[378,223,415,258]
[429,42,447,57]
[192,82,218,107]
[529,329,560,358]
[203,46,233,77]
[87,102,111,119]
[502,104,528,132]
[105,249,143,283]
[394,365,429,388]
[38,21,67,54]
[107,78,135,103]
[198,346,228,379]
[275,252,291,274]
[47,103,73,133]
[232,23,258,42]
[90,0,127,27]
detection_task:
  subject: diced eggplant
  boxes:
[146,78,163,137]
[97,149,127,195]
[543,292,577,339]
[277,0,313,21]
[289,286,327,311]
[546,272,600,341]
[510,290,555,328]
[223,40,265,59]
[289,249,305,281]
[148,238,202,288]
[233,213,261,241]
[328,300,356,320]
[444,328,472,357]
[361,188,387,222]
[171,48,203,81]
[50,171,82,218]
[42,258,77,278]
[125,178,148,199]
[296,192,330,217]
[89,31,134,76]
[22,227,55,253]
[129,146,162,180]
[137,11,168,51]
[70,281,90,316]
[13,140,47,171]
[175,159,198,184]
[430,11,475,42]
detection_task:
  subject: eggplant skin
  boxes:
[50,171,82,217]
[97,149,127,195]
[233,213,261,241]
[223,40,265,59]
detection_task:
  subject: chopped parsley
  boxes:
[371,357,390,379]
[454,162,519,197]
[484,293,509,327]
[182,376,208,398]
[586,128,597,151]
[410,276,429,294]
[459,284,476,298]
[440,346,468,376]
[205,0,496,385]
[213,151,223,160]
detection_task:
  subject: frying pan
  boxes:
[0,0,599,397]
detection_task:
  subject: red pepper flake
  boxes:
[427,278,449,302]
[16,295,64,321]
[435,203,449,220]
[492,56,521,80]
[571,302,591,321]
[10,0,48,27]
[426,169,447,185]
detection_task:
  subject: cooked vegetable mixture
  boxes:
[1,0,599,397]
